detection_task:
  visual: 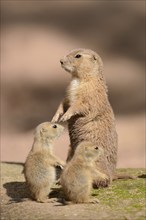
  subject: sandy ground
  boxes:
[1,163,145,220]
[1,114,145,168]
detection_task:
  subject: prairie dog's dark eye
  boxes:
[75,54,81,58]
[95,146,98,150]
[53,124,57,129]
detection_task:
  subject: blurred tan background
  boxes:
[1,1,145,168]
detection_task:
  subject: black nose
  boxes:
[60,60,64,65]
[95,146,98,150]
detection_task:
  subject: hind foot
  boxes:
[36,197,48,203]
[36,197,58,203]
[89,198,100,204]
[93,172,110,188]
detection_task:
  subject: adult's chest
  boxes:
[68,78,80,104]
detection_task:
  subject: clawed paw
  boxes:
[51,113,63,123]
[59,113,72,122]
[47,198,58,203]
[36,197,58,203]
[36,197,49,203]
[56,164,64,170]
[89,198,100,204]
[93,177,110,188]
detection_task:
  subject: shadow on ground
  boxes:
[3,180,63,204]
[3,181,30,203]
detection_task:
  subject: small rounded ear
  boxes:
[84,146,89,152]
[40,127,46,136]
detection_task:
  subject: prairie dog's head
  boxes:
[60,48,103,78]
[34,122,64,141]
[75,141,103,162]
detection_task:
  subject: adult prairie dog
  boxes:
[52,48,118,187]
[24,122,65,203]
[60,141,104,204]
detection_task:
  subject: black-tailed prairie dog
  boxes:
[24,122,65,202]
[60,141,104,204]
[52,48,118,187]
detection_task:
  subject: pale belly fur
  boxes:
[69,78,80,104]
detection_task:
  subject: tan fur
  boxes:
[24,122,65,202]
[52,48,118,187]
[60,141,103,204]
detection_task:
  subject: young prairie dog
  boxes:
[60,141,104,204]
[52,48,118,188]
[24,122,65,203]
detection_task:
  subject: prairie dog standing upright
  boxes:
[60,141,104,204]
[24,122,65,202]
[52,48,118,187]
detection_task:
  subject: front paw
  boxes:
[56,164,65,170]
[59,112,72,122]
[93,175,110,188]
[89,198,100,204]
[55,161,66,169]
[51,113,63,123]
